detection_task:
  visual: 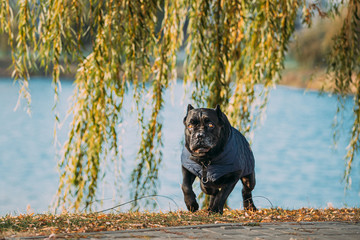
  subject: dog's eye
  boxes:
[208,123,214,128]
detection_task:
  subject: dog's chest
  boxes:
[182,127,255,182]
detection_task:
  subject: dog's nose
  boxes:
[196,131,205,139]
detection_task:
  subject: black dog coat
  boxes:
[181,127,255,182]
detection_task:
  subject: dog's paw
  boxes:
[243,196,257,211]
[186,200,199,212]
[207,207,223,215]
[244,203,257,211]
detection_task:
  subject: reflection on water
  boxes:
[0,78,358,215]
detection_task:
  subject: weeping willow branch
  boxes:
[53,0,186,212]
[185,0,301,135]
[130,0,185,208]
[230,0,300,135]
[327,0,360,188]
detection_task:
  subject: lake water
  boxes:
[0,78,359,216]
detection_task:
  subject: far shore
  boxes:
[0,58,339,93]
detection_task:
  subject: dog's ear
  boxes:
[187,104,194,113]
[183,104,194,125]
[215,105,231,138]
[215,105,228,126]
[215,104,222,119]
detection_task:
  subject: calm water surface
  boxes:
[0,78,359,215]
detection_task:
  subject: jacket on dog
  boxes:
[181,127,255,182]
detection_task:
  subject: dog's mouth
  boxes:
[193,147,211,154]
[190,138,214,156]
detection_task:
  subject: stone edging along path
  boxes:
[22,221,360,240]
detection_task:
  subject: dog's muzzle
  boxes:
[190,133,214,154]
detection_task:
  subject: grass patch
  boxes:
[1,208,359,238]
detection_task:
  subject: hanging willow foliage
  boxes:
[185,0,301,135]
[53,0,185,211]
[327,0,360,188]
[0,0,358,211]
[0,0,185,211]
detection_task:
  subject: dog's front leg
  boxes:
[181,166,199,212]
[209,179,239,214]
[241,172,257,211]
[200,182,219,211]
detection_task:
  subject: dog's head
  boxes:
[183,104,231,159]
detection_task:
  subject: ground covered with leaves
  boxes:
[1,208,359,238]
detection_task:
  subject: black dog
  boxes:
[181,104,257,214]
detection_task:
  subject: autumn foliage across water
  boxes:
[1,208,359,238]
